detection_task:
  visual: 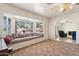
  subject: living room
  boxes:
[0,3,79,56]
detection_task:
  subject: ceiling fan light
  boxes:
[60,7,64,12]
[69,5,73,9]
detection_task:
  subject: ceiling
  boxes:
[10,3,79,18]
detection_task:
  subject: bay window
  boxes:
[3,16,11,35]
[16,19,33,33]
[2,14,44,35]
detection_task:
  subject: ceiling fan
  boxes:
[47,3,79,12]
[59,3,77,12]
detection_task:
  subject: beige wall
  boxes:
[0,4,48,40]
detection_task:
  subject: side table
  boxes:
[0,48,13,56]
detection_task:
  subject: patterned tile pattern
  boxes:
[12,40,79,56]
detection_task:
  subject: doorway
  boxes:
[55,19,77,43]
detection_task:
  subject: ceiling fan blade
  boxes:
[76,3,79,5]
[47,3,53,5]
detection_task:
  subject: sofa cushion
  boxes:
[31,33,43,36]
[12,33,16,39]
[4,35,13,43]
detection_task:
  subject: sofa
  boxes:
[4,32,44,50]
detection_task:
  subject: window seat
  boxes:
[8,36,45,50]
[4,33,44,50]
[8,35,43,45]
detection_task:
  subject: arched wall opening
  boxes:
[55,19,77,43]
